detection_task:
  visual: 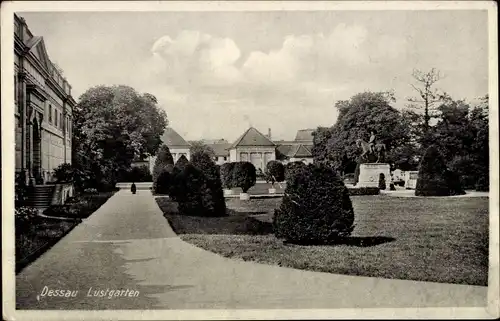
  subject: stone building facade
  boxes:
[14,14,76,185]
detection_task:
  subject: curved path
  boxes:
[16,190,487,309]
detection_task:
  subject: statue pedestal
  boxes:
[357,163,391,188]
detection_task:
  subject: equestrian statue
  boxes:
[355,130,386,163]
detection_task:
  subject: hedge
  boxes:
[347,187,380,196]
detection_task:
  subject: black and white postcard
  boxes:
[2,1,498,320]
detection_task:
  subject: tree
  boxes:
[273,164,354,244]
[407,68,446,148]
[232,162,256,193]
[190,141,216,159]
[73,85,168,189]
[470,95,489,191]
[266,161,285,186]
[431,95,489,189]
[312,91,411,173]
[152,145,175,192]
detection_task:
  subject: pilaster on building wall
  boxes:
[14,14,76,185]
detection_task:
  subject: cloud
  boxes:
[142,22,478,140]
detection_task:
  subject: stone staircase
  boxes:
[24,185,55,210]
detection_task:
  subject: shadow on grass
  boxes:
[284,236,396,247]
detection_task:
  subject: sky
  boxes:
[19,10,489,142]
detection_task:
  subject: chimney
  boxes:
[268,128,272,140]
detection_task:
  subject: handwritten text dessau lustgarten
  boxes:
[37,286,140,300]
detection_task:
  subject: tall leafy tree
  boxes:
[432,95,489,189]
[73,85,168,187]
[312,91,411,173]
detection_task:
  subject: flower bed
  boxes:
[15,208,79,273]
[44,191,116,219]
[16,191,116,273]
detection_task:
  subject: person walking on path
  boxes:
[131,182,137,194]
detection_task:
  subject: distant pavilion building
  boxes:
[148,127,191,172]
[151,126,315,173]
[228,127,277,172]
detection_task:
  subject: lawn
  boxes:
[157,195,489,286]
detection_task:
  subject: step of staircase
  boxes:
[24,185,55,209]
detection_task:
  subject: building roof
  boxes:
[288,144,312,158]
[294,129,315,142]
[229,127,276,149]
[276,143,313,159]
[161,127,191,148]
[208,143,231,157]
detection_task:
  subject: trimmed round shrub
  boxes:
[175,155,189,170]
[155,170,172,195]
[232,162,256,193]
[378,173,386,190]
[415,145,465,196]
[273,164,355,244]
[175,163,205,216]
[266,160,285,185]
[153,145,175,192]
[284,161,307,182]
[220,162,236,189]
[444,170,466,196]
[191,151,226,216]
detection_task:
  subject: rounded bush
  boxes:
[232,162,256,193]
[156,170,172,195]
[415,145,465,196]
[220,162,236,189]
[175,164,206,216]
[273,164,355,244]
[191,151,226,216]
[266,161,285,185]
[284,161,307,182]
[153,145,175,192]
